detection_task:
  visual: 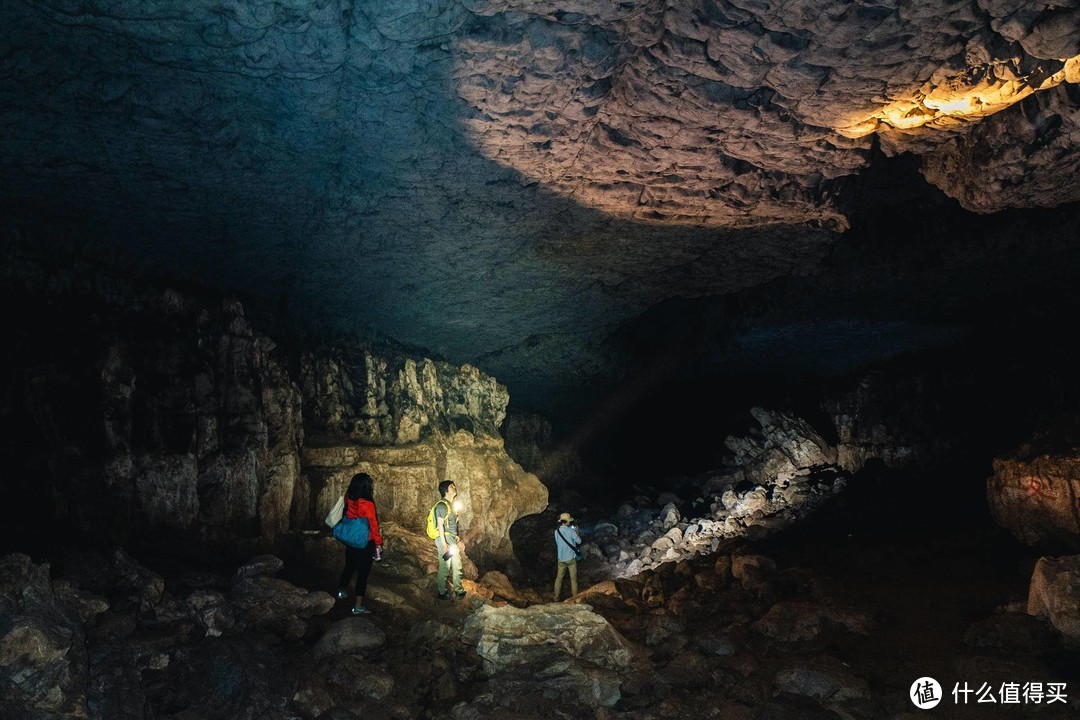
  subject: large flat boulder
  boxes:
[461,603,637,707]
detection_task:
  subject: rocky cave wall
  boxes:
[296,346,548,564]
[1,280,304,557]
[0,259,545,564]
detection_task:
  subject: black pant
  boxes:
[339,544,376,598]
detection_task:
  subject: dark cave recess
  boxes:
[560,329,1079,516]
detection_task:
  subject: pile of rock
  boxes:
[0,551,338,720]
[591,409,848,578]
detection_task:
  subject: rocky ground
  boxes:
[6,464,1080,720]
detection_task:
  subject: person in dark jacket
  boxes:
[335,472,384,614]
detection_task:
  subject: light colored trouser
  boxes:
[554,559,578,600]
[436,537,463,594]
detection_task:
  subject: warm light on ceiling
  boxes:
[836,55,1080,138]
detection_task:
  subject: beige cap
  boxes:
[558,512,574,523]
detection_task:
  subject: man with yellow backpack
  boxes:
[426,480,465,600]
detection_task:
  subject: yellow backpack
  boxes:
[425,500,449,539]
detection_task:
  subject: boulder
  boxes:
[51,581,110,624]
[478,571,541,607]
[725,409,836,483]
[112,547,164,613]
[774,656,870,702]
[0,554,88,719]
[461,603,636,707]
[754,600,874,642]
[989,452,1080,550]
[313,617,388,659]
[1027,554,1080,640]
[231,577,334,637]
[184,589,235,637]
[232,554,284,583]
[964,613,1057,652]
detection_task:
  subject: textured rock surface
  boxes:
[3,0,1078,407]
[301,347,509,444]
[578,381,946,580]
[312,617,388,660]
[988,418,1080,549]
[1027,554,1080,640]
[461,602,636,706]
[921,83,1080,212]
[298,346,548,565]
[2,260,545,565]
[824,371,944,472]
[302,432,547,565]
[989,452,1080,549]
[0,555,88,719]
[3,281,304,555]
[585,408,849,578]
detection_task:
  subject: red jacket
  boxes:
[344,497,383,546]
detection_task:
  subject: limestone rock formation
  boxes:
[4,1,1079,407]
[6,281,304,556]
[461,602,637,707]
[594,408,848,578]
[102,295,304,546]
[297,346,548,565]
[312,617,388,660]
[921,83,1080,212]
[502,410,584,486]
[592,377,963,578]
[988,418,1080,549]
[989,452,1080,549]
[4,262,542,568]
[0,554,88,719]
[300,347,509,444]
[1027,554,1080,640]
[720,407,838,485]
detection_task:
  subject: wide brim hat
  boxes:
[558,512,574,523]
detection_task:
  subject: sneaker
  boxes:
[350,605,372,615]
[455,590,467,600]
[334,589,348,600]
[437,592,450,601]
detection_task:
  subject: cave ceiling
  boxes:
[2,0,1080,410]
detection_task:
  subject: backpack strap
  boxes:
[435,499,453,542]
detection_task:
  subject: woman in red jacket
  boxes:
[335,472,384,614]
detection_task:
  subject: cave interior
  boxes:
[2,0,1080,718]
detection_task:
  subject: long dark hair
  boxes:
[346,472,374,501]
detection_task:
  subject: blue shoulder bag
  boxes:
[333,516,370,548]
